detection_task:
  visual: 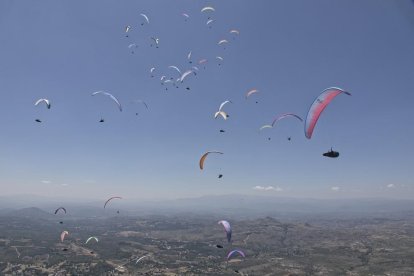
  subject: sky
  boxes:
[0,0,413,201]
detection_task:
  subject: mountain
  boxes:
[0,194,414,219]
[5,207,55,220]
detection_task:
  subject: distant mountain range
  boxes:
[0,194,413,219]
[6,207,55,219]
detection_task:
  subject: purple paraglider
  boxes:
[227,249,245,261]
[218,220,232,243]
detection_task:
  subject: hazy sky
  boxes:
[0,0,413,200]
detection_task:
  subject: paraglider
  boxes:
[215,100,232,120]
[35,98,51,109]
[218,39,229,45]
[227,249,245,261]
[180,70,193,83]
[229,29,240,35]
[260,113,302,133]
[92,91,122,112]
[60,231,69,242]
[218,39,229,50]
[128,43,137,53]
[182,13,190,21]
[206,19,214,28]
[140,13,150,25]
[259,125,273,131]
[201,6,215,13]
[271,113,303,127]
[168,65,182,76]
[150,37,159,48]
[125,25,131,37]
[132,100,148,110]
[198,59,208,65]
[104,196,122,208]
[304,87,351,139]
[323,147,339,158]
[245,89,258,99]
[163,79,174,90]
[85,237,99,244]
[12,246,20,259]
[34,99,51,123]
[218,220,232,243]
[54,207,66,215]
[135,255,149,264]
[199,151,223,170]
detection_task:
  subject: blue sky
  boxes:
[0,0,413,200]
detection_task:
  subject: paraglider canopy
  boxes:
[54,207,67,215]
[135,255,150,264]
[85,236,99,244]
[35,98,51,109]
[199,151,223,170]
[214,100,232,120]
[104,196,122,208]
[92,91,122,112]
[245,89,258,99]
[218,220,232,243]
[201,6,215,13]
[218,39,229,45]
[227,249,245,261]
[60,231,69,242]
[140,13,150,25]
[305,87,351,139]
[271,113,303,127]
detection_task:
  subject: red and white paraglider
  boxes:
[304,87,351,139]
